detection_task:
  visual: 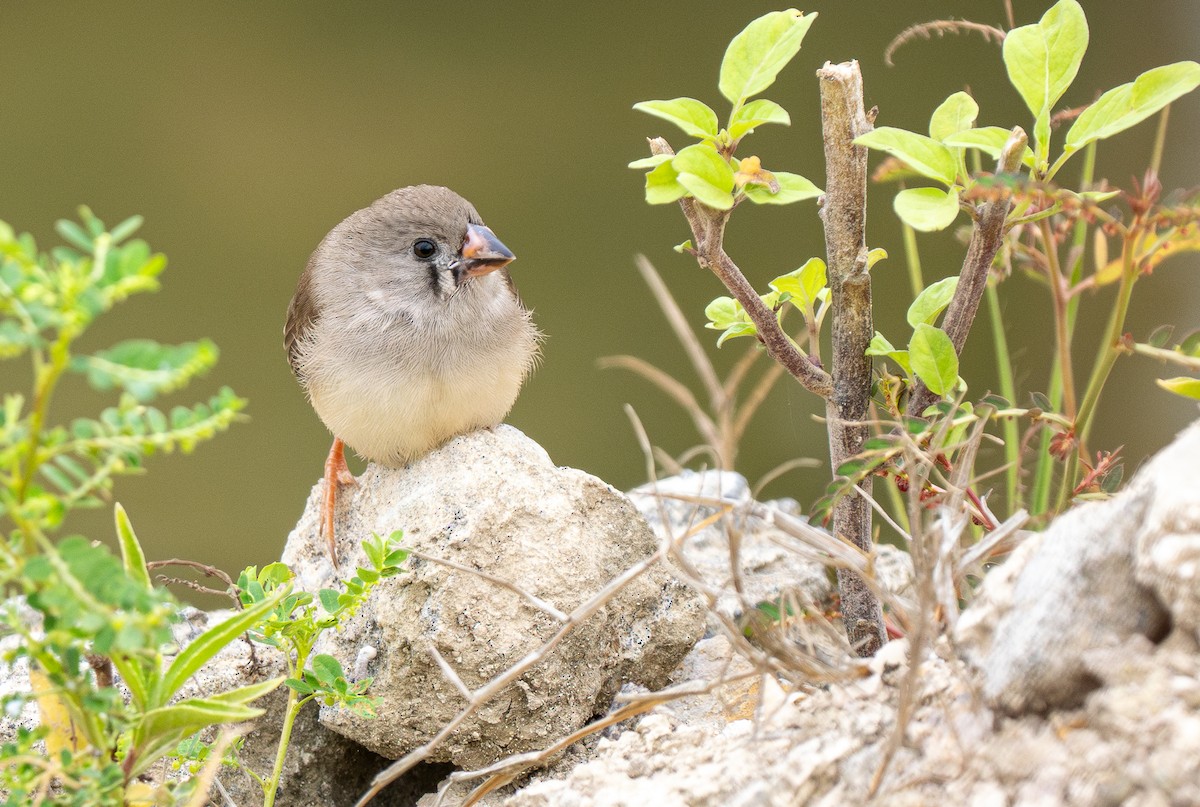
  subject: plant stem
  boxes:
[1039,218,1077,420]
[647,139,833,399]
[263,686,305,807]
[900,214,924,300]
[985,283,1021,511]
[1074,239,1137,454]
[1149,104,1170,177]
[906,127,1026,418]
[817,60,885,657]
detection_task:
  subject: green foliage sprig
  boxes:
[0,208,260,804]
[858,0,1200,515]
[0,208,246,541]
[236,531,408,807]
[631,9,822,212]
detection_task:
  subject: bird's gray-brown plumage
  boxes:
[285,185,540,468]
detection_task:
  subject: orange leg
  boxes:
[321,437,357,567]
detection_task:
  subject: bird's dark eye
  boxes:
[412,239,438,259]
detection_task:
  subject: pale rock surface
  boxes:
[444,417,1200,807]
[281,425,706,769]
[961,420,1200,713]
[626,470,913,627]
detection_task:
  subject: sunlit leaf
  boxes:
[894,186,961,232]
[909,323,959,396]
[929,91,979,142]
[114,503,152,591]
[719,9,817,104]
[705,296,744,330]
[633,97,720,138]
[628,154,673,170]
[866,331,912,375]
[1066,62,1200,152]
[729,98,791,139]
[942,127,1036,167]
[644,159,688,205]
[769,258,826,315]
[672,143,735,210]
[907,276,960,328]
[717,322,758,347]
[1002,0,1088,160]
[742,171,822,204]
[854,127,958,185]
[1157,377,1200,400]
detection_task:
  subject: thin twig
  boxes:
[907,127,1028,418]
[884,20,1006,67]
[633,254,724,409]
[648,138,833,399]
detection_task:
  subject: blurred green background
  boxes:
[2,2,1197,582]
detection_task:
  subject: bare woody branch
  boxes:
[817,60,887,657]
[647,137,834,399]
[907,126,1028,418]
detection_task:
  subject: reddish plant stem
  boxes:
[648,138,833,399]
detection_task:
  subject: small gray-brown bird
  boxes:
[285,185,540,564]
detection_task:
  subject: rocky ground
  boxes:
[4,418,1198,806]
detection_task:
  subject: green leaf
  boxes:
[318,588,341,613]
[929,91,979,142]
[203,676,284,706]
[1147,325,1174,349]
[907,276,960,328]
[1002,0,1089,159]
[729,98,791,139]
[136,699,263,743]
[865,332,897,355]
[894,187,961,232]
[644,159,688,205]
[719,9,816,104]
[632,98,720,138]
[854,127,958,185]
[1157,377,1200,400]
[114,503,152,591]
[311,654,345,686]
[943,127,1036,167]
[705,296,744,330]
[1180,330,1200,358]
[72,338,219,402]
[742,171,822,204]
[672,144,734,210]
[1065,62,1200,152]
[865,331,911,374]
[769,258,826,315]
[717,323,757,347]
[155,587,283,706]
[909,323,959,396]
[628,154,673,170]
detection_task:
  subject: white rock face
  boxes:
[451,417,1200,807]
[281,425,706,769]
[962,420,1200,713]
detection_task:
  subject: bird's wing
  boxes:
[284,255,320,376]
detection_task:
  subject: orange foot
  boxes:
[321,437,357,567]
